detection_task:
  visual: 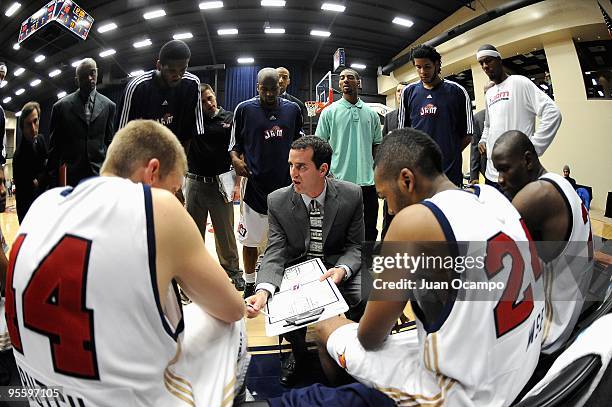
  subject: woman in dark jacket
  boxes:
[13,101,48,223]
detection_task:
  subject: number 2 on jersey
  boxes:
[486,223,542,338]
[6,234,99,379]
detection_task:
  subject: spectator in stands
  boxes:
[316,68,382,241]
[563,165,577,189]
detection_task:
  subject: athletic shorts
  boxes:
[237,201,269,247]
[326,323,460,404]
[170,303,250,406]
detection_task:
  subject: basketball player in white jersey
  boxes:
[6,120,248,406]
[316,128,545,406]
[492,130,594,354]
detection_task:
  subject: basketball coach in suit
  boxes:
[245,136,365,386]
[47,58,116,187]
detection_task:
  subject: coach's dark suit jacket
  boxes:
[47,89,116,187]
[257,178,364,304]
[382,108,399,136]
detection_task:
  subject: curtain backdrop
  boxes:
[225,65,260,112]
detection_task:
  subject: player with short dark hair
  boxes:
[316,127,544,406]
[117,39,204,149]
[398,44,473,186]
[492,130,594,354]
[229,67,304,297]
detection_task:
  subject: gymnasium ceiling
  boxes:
[0,0,473,110]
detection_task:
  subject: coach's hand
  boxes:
[233,158,250,178]
[478,142,487,156]
[320,267,346,285]
[245,290,269,318]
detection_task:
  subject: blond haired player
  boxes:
[6,120,248,406]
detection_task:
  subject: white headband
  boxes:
[476,49,501,60]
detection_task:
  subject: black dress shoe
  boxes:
[243,283,256,299]
[279,352,300,387]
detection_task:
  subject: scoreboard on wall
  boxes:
[18,0,93,44]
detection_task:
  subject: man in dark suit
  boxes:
[277,67,307,122]
[47,58,116,187]
[382,81,408,136]
[381,81,408,239]
[245,136,364,386]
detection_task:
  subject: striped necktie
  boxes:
[307,200,324,260]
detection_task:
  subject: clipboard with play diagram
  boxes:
[264,258,349,336]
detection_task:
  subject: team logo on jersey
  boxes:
[238,222,247,237]
[264,125,283,140]
[489,90,510,106]
[420,103,437,116]
[157,113,174,126]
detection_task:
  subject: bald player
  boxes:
[229,68,304,297]
[492,130,594,354]
[316,128,544,405]
[47,58,116,187]
[277,67,307,122]
[7,120,248,406]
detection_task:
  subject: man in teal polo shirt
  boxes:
[315,68,382,241]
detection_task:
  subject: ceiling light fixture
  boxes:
[30,79,41,87]
[14,67,25,76]
[351,63,366,70]
[5,2,21,17]
[173,32,193,40]
[237,57,254,64]
[218,28,238,35]
[133,39,152,48]
[15,112,21,117]
[57,91,67,99]
[98,22,117,33]
[0,81,6,88]
[310,30,331,37]
[143,9,166,20]
[71,59,85,67]
[321,3,345,12]
[34,54,45,63]
[2,97,11,104]
[199,1,223,9]
[12,43,20,50]
[264,27,285,34]
[261,0,285,6]
[15,88,25,95]
[49,69,61,77]
[99,49,116,58]
[392,16,414,27]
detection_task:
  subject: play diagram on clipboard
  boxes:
[264,258,349,336]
